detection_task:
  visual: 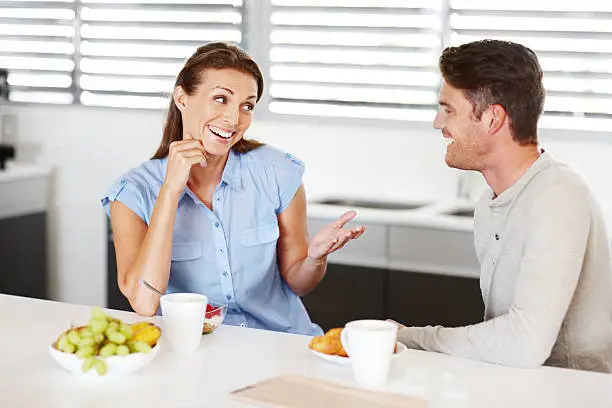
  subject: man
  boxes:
[397,40,612,373]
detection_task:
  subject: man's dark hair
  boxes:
[439,39,545,145]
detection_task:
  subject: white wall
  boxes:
[4,104,612,307]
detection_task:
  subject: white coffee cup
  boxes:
[340,319,398,388]
[160,293,207,354]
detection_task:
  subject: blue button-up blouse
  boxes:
[102,145,322,336]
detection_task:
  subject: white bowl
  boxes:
[48,343,160,377]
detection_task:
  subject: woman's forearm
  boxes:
[121,185,180,315]
[284,255,328,296]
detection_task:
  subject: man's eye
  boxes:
[242,104,254,112]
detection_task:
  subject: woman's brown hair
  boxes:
[152,42,264,159]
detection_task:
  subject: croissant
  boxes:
[308,327,348,357]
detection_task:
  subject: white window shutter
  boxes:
[78,0,243,109]
[268,0,444,121]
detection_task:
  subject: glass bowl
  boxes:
[203,303,227,335]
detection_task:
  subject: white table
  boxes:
[1,294,611,408]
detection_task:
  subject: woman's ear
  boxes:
[173,86,187,112]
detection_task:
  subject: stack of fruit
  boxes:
[54,307,161,376]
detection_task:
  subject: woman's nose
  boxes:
[223,106,239,125]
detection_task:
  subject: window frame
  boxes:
[2,0,612,134]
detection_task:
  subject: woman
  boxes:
[101,42,365,335]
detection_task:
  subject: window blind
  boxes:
[267,0,444,121]
[78,0,243,108]
[0,0,76,104]
[449,0,612,121]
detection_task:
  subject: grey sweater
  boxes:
[398,151,612,372]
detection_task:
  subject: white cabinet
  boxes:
[0,163,51,300]
[388,225,480,278]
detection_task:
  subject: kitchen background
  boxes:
[1,1,611,330]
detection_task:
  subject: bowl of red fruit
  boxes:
[203,303,227,335]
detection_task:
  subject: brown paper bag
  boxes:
[230,374,428,408]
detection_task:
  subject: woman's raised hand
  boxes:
[307,211,365,262]
[163,132,208,195]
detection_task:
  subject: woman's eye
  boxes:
[242,104,254,112]
[214,96,226,103]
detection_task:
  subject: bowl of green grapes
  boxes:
[49,307,162,376]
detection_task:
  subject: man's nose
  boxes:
[433,111,443,130]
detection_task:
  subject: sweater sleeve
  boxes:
[397,182,591,368]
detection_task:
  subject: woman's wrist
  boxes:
[305,253,327,267]
[159,183,183,203]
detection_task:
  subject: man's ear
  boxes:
[173,86,187,112]
[487,104,507,134]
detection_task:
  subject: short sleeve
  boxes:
[275,152,305,214]
[101,177,149,224]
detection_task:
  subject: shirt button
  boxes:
[226,294,232,300]
[214,222,220,228]
[223,271,228,277]
[240,323,246,328]
[495,234,500,240]
[216,197,221,201]
[220,247,224,253]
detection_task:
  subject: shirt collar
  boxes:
[489,148,552,207]
[220,148,243,190]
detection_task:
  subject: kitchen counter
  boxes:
[308,199,476,232]
[0,163,51,300]
[307,196,481,278]
[2,294,611,408]
[0,161,51,219]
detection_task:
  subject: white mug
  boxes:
[160,293,207,354]
[340,319,398,388]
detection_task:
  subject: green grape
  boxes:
[67,330,80,345]
[99,343,117,357]
[59,342,76,354]
[94,359,107,376]
[90,318,108,334]
[58,333,70,349]
[93,333,105,344]
[119,323,133,339]
[132,341,152,354]
[107,331,126,345]
[81,356,95,373]
[79,327,93,337]
[91,306,107,320]
[116,345,130,356]
[75,345,95,359]
[78,336,95,348]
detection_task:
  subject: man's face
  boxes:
[433,80,491,171]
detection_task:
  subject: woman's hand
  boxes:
[307,211,365,262]
[162,132,208,195]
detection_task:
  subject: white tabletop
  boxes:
[1,294,611,408]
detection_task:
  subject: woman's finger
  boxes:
[180,149,207,158]
[186,155,207,168]
[328,234,351,253]
[352,228,366,240]
[171,139,203,152]
[333,211,357,229]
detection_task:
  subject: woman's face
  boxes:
[175,68,258,157]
